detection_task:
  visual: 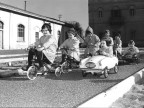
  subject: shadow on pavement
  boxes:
[0,76,29,81]
[44,71,112,81]
[90,78,123,83]
[44,72,84,81]
[0,73,29,81]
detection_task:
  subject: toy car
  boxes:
[79,55,119,78]
[118,53,140,64]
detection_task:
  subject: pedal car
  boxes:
[118,53,140,64]
[79,55,118,78]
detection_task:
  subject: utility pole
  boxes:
[24,1,27,11]
[58,14,62,21]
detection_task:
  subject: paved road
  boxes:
[0,55,144,107]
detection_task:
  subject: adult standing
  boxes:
[82,26,100,57]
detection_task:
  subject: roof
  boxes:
[0,2,66,25]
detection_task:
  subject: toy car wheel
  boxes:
[114,65,118,73]
[55,67,62,77]
[27,66,38,80]
[82,71,87,77]
[104,67,108,78]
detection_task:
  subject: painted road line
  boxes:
[78,68,144,108]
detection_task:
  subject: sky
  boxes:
[0,0,88,30]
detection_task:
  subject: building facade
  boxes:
[89,0,144,46]
[0,2,68,49]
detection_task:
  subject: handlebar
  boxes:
[25,46,36,52]
[59,47,76,51]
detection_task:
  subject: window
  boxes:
[57,30,61,36]
[35,32,39,42]
[17,24,25,42]
[98,8,103,18]
[130,30,136,40]
[129,6,135,16]
[111,6,121,17]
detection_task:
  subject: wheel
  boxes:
[27,66,38,80]
[61,61,69,73]
[103,67,108,78]
[114,65,118,73]
[82,71,87,77]
[55,67,62,77]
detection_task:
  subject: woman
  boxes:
[22,23,58,72]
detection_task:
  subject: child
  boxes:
[113,33,122,57]
[22,23,58,73]
[59,28,80,64]
[102,29,114,47]
[122,40,139,59]
[82,26,100,57]
[99,40,113,57]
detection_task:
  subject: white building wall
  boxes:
[10,13,29,49]
[0,9,63,49]
[0,10,10,49]
[52,24,62,45]
[28,18,43,46]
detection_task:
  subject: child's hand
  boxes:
[102,51,107,55]
[37,47,44,51]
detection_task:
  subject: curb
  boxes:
[78,67,144,108]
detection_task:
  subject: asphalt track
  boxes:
[0,54,144,107]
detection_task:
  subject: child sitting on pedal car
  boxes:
[22,23,58,74]
[59,28,80,64]
[122,40,139,61]
[98,40,113,57]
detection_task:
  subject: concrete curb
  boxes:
[0,57,27,64]
[78,67,144,108]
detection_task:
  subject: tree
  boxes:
[65,21,84,39]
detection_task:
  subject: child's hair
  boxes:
[115,33,121,39]
[41,23,52,33]
[105,29,110,34]
[101,40,109,46]
[128,40,135,45]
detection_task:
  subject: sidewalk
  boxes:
[0,49,27,66]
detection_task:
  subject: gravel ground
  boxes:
[110,78,144,108]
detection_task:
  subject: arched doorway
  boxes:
[0,21,3,49]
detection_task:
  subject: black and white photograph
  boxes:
[0,0,144,107]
